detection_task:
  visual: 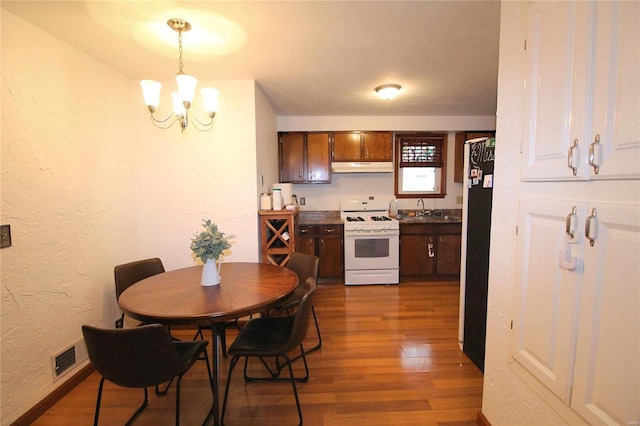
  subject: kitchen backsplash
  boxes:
[292,173,463,211]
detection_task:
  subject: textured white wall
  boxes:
[1,11,136,423]
[1,11,265,423]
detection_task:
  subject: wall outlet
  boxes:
[456,196,464,205]
[1,225,11,248]
[368,196,374,200]
[300,197,306,206]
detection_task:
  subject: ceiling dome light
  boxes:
[375,84,402,100]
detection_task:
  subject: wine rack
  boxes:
[259,210,298,266]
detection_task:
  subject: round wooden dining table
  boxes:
[118,262,298,426]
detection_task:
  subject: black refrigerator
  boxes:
[458,137,495,372]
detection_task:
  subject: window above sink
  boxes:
[394,132,448,199]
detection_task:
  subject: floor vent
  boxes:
[54,346,76,377]
[51,338,88,381]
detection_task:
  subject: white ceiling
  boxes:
[1,1,500,117]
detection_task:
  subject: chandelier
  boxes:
[140,19,219,132]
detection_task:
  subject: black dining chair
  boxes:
[221,277,317,426]
[114,257,165,329]
[276,252,322,356]
[82,323,213,426]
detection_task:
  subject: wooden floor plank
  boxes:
[33,281,483,425]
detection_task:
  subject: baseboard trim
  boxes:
[477,410,491,426]
[11,363,95,426]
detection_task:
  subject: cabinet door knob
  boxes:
[428,243,435,258]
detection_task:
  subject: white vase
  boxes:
[200,259,221,286]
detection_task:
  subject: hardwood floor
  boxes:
[33,281,483,425]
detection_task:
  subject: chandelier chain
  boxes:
[177,30,184,74]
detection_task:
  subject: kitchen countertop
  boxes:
[296,209,463,225]
[298,210,343,225]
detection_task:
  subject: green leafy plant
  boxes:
[190,219,235,263]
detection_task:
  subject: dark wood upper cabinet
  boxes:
[279,132,331,184]
[333,131,392,162]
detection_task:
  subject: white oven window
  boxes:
[354,238,389,258]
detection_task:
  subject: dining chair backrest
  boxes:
[82,324,188,388]
[114,258,165,300]
[283,277,317,352]
[286,252,319,285]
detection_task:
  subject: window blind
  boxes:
[399,136,444,168]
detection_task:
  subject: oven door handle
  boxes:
[344,230,399,237]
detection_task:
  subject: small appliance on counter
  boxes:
[273,183,294,206]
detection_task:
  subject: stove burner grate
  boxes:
[346,216,365,222]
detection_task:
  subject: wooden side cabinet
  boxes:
[399,222,462,281]
[333,131,392,162]
[297,224,343,283]
[279,132,331,183]
[454,131,495,183]
[259,210,298,266]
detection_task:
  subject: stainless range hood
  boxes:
[331,161,394,173]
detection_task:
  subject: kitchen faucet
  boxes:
[417,198,425,213]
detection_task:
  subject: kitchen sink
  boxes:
[396,213,461,223]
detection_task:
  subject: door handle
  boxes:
[565,206,577,240]
[567,139,578,176]
[428,243,435,258]
[585,208,597,247]
[588,134,600,175]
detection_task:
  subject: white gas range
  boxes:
[340,200,400,285]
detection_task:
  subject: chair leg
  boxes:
[283,353,304,426]
[155,378,174,396]
[94,377,148,426]
[244,344,309,383]
[93,377,105,426]
[274,305,322,372]
[175,375,184,426]
[310,305,322,351]
[221,355,241,424]
[124,388,149,426]
[115,313,124,329]
[221,327,228,358]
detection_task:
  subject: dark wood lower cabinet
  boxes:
[436,233,462,275]
[400,233,436,276]
[400,223,461,281]
[297,224,343,283]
